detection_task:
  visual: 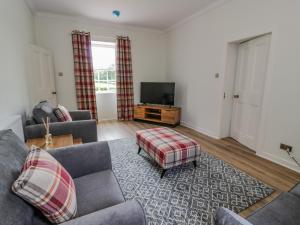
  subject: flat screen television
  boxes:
[140,82,175,105]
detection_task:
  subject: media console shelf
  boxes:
[134,105,181,126]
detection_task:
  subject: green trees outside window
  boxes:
[94,65,116,93]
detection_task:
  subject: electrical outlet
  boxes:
[280,143,293,152]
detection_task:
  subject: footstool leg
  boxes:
[138,147,142,154]
[193,160,197,168]
[161,169,167,178]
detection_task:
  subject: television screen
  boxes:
[141,82,175,105]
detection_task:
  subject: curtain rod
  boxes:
[71,30,90,35]
[70,31,112,37]
[70,32,128,40]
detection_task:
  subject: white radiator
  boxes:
[0,115,24,142]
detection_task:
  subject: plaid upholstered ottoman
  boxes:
[136,127,201,178]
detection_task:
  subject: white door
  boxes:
[29,45,57,107]
[230,35,271,150]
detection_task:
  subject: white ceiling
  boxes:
[28,0,223,30]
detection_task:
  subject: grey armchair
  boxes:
[25,110,98,143]
[0,129,146,225]
[48,143,147,225]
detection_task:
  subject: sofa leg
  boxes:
[193,160,197,168]
[161,169,167,178]
[138,147,142,154]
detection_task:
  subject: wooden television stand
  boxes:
[134,104,181,126]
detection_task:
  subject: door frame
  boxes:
[230,34,271,150]
[219,32,274,154]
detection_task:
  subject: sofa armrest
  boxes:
[48,141,112,178]
[246,192,300,225]
[290,182,300,198]
[215,207,252,225]
[24,120,97,143]
[69,110,92,121]
[61,200,146,225]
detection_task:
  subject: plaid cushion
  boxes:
[12,147,77,224]
[54,104,72,122]
[136,127,201,169]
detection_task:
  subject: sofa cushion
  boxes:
[74,170,125,217]
[54,104,72,122]
[215,207,252,225]
[12,147,77,224]
[247,192,300,225]
[33,101,58,124]
[0,129,34,225]
[26,118,37,126]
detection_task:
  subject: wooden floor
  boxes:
[97,120,300,217]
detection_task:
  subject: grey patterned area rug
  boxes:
[108,138,274,225]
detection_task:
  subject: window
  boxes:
[92,41,116,93]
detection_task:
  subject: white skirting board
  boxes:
[180,121,221,139]
[0,115,24,142]
[257,152,300,174]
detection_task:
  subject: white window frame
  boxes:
[92,41,116,94]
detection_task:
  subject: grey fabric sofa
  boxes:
[247,182,300,225]
[0,129,146,225]
[215,182,300,225]
[25,110,98,143]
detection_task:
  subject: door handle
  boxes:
[233,94,239,99]
[52,91,57,95]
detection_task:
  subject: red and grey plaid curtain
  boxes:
[71,31,98,120]
[116,36,134,120]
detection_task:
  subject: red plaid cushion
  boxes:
[54,104,72,122]
[136,127,201,169]
[12,147,77,224]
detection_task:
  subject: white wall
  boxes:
[167,0,300,171]
[34,13,167,112]
[33,1,300,172]
[0,0,34,118]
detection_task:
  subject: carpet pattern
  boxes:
[108,138,274,225]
